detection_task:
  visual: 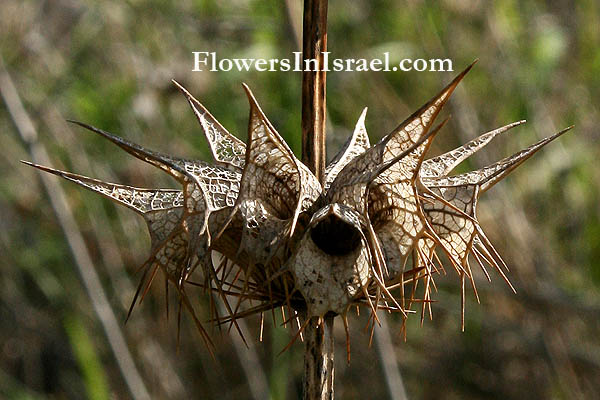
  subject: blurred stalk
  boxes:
[41,108,188,399]
[301,1,333,398]
[0,53,151,400]
[374,313,408,400]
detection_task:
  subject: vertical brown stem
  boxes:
[302,315,335,400]
[301,1,333,399]
[301,0,328,183]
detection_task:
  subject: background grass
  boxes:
[1,0,599,398]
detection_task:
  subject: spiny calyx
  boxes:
[24,63,571,349]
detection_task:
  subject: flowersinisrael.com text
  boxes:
[192,52,453,73]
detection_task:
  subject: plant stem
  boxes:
[301,0,328,183]
[300,1,333,399]
[302,315,335,400]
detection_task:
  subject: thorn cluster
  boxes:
[24,63,571,354]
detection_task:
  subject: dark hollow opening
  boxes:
[310,214,362,256]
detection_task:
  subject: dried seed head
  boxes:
[24,63,572,350]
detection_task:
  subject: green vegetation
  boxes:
[1,0,598,398]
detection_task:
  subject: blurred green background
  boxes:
[1,0,599,399]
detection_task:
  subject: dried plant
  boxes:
[23,63,571,357]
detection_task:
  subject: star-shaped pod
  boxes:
[24,64,571,350]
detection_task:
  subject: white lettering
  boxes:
[333,58,344,72]
[345,59,355,71]
[294,52,303,72]
[355,59,368,72]
[219,58,233,72]
[233,58,254,71]
[192,51,210,72]
[210,52,217,71]
[383,52,391,71]
[399,59,412,71]
[429,58,453,71]
[254,59,267,72]
[322,52,330,72]
[413,59,427,72]
[269,59,279,72]
[304,58,318,72]
[370,58,382,72]
[191,51,453,73]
